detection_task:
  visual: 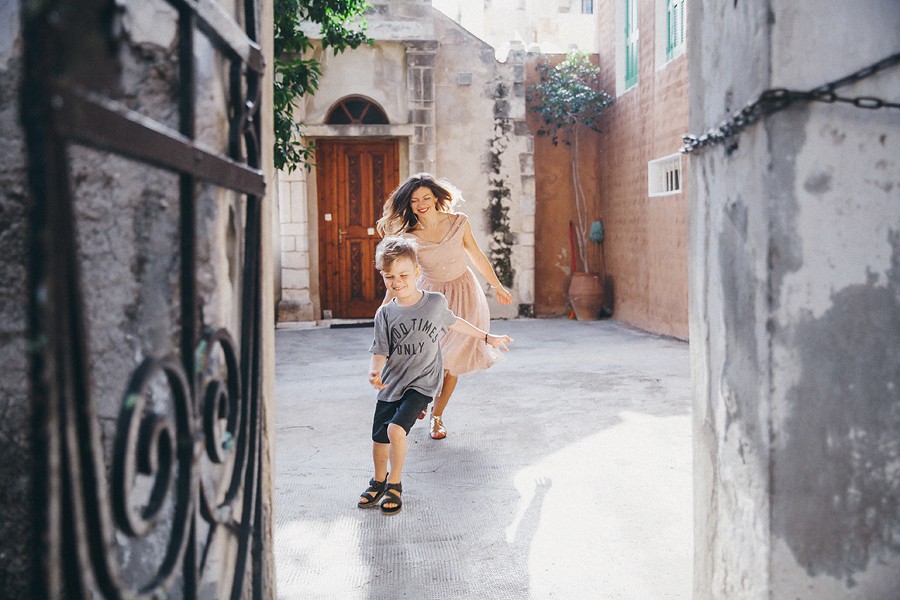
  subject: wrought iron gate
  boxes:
[22,0,267,597]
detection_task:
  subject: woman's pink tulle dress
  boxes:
[404,213,501,376]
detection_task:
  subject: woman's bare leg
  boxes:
[432,372,457,417]
[430,372,457,439]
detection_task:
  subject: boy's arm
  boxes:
[369,353,387,389]
[449,318,513,351]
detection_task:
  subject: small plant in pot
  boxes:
[529,51,613,319]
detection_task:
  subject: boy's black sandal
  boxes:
[358,477,387,508]
[380,482,402,514]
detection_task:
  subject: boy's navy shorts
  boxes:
[371,389,431,444]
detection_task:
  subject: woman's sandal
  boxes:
[430,414,446,440]
[380,482,402,514]
[358,476,387,508]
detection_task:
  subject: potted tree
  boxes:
[529,51,613,319]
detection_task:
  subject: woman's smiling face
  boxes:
[409,186,436,218]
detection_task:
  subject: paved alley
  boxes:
[274,318,692,600]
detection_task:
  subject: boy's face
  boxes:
[381,256,420,302]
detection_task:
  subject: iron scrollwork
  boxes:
[23,0,268,597]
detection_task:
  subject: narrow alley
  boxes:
[274,318,692,599]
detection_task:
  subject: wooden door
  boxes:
[317,139,399,318]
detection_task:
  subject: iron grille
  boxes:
[22,0,268,597]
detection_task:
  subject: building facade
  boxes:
[529,0,689,338]
[594,0,689,339]
[277,0,535,323]
[433,0,599,57]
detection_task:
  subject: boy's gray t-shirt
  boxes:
[370,291,458,402]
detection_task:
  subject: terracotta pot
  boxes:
[568,273,604,321]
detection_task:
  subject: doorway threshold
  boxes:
[328,319,374,329]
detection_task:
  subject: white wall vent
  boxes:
[648,153,682,197]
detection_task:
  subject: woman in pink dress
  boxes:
[376,173,513,439]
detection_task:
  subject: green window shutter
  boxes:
[666,0,674,57]
[666,0,686,62]
[625,0,638,88]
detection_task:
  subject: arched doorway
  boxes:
[317,97,399,319]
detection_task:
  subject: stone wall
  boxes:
[432,12,533,317]
[690,1,900,598]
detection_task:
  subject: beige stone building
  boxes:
[434,0,598,57]
[277,0,535,323]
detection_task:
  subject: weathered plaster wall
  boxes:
[0,2,32,595]
[304,42,409,124]
[690,1,900,598]
[433,12,532,317]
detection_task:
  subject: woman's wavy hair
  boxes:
[376,173,459,237]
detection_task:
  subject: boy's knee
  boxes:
[387,423,406,438]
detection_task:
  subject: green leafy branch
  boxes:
[528,50,613,146]
[274,0,372,172]
[528,51,613,272]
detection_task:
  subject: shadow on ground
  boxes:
[274,318,692,600]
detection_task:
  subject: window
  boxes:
[582,0,594,14]
[625,0,639,89]
[326,96,389,125]
[648,154,682,197]
[666,0,685,61]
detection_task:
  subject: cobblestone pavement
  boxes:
[274,318,692,600]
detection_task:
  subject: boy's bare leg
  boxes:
[432,373,458,417]
[386,424,407,484]
[383,424,407,510]
[372,442,389,482]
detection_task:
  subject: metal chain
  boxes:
[681,52,900,154]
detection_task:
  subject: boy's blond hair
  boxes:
[375,236,419,271]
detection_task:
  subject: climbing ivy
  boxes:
[487,82,515,288]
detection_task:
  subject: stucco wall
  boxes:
[690,1,900,598]
[304,42,409,124]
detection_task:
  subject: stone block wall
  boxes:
[277,167,315,322]
[433,13,534,317]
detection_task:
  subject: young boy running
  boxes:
[358,236,512,514]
